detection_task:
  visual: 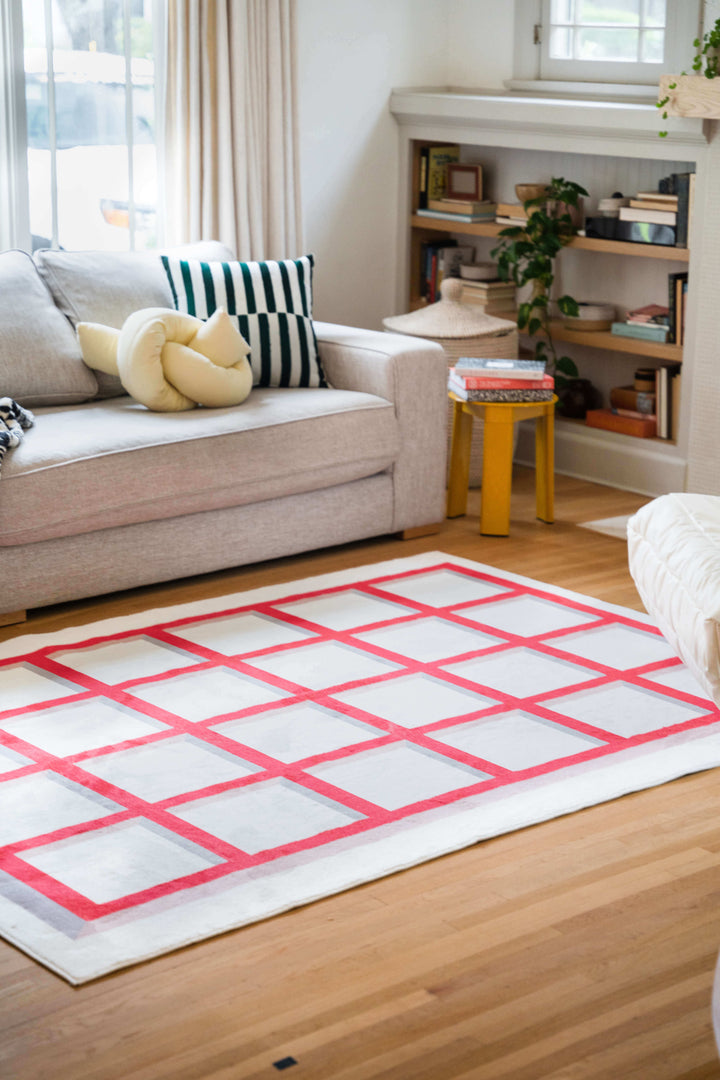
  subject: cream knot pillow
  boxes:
[77,307,253,411]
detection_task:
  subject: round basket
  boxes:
[383,278,519,486]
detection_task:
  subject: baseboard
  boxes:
[515,420,687,497]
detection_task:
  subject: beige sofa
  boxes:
[0,243,447,622]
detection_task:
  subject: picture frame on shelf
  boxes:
[446,164,483,201]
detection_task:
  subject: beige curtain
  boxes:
[163,0,302,259]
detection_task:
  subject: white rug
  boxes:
[1,552,718,984]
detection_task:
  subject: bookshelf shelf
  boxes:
[410,214,690,262]
[549,321,683,362]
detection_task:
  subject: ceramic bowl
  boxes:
[515,183,548,202]
[459,262,498,281]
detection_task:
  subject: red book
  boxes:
[449,373,554,390]
[585,409,656,438]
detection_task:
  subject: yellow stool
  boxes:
[446,392,557,536]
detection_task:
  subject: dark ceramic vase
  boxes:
[557,378,598,419]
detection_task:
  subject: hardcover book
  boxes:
[415,208,496,223]
[585,409,657,438]
[610,322,670,343]
[449,386,554,403]
[609,386,656,414]
[618,206,677,226]
[427,198,495,215]
[453,357,546,380]
[424,145,460,203]
[449,371,553,391]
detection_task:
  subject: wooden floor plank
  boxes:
[2,471,719,1079]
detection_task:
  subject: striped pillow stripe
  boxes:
[161,254,325,388]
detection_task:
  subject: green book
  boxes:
[610,322,670,343]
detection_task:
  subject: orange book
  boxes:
[585,409,657,438]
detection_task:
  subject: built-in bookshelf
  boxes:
[391,90,702,495]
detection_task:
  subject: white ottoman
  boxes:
[627,493,720,707]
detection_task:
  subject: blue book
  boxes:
[610,322,670,343]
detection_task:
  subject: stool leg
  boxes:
[446,402,473,518]
[480,408,514,536]
[535,405,555,524]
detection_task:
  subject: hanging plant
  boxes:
[490,177,588,391]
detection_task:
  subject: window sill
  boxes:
[503,78,660,103]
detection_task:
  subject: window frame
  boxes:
[510,0,702,97]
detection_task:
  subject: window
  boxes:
[511,0,702,92]
[1,0,161,253]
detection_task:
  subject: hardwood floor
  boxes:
[2,471,719,1080]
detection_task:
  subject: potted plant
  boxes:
[657,16,720,131]
[490,176,589,401]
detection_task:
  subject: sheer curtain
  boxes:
[163,0,302,259]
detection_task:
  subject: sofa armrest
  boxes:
[314,321,447,532]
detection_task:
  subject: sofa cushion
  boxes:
[161,254,326,388]
[0,250,99,407]
[34,241,236,398]
[0,388,399,545]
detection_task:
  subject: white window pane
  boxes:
[578,0,640,23]
[550,0,574,25]
[641,27,664,62]
[644,0,666,27]
[577,27,640,61]
[23,0,156,252]
[549,25,573,59]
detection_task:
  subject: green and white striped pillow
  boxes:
[160,253,326,388]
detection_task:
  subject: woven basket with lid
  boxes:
[383,278,519,486]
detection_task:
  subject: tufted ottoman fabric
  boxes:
[627,493,720,707]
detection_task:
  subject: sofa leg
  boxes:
[0,610,27,628]
[398,522,444,540]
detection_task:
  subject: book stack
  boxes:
[495,202,530,226]
[448,358,553,402]
[606,172,695,248]
[619,192,678,229]
[458,278,517,316]
[611,302,670,344]
[418,198,497,223]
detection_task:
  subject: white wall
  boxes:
[295,0,515,329]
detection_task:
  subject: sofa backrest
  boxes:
[33,241,235,397]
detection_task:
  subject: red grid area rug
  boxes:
[1,552,718,984]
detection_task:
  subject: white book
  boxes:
[618,206,677,226]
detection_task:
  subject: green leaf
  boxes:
[555,355,579,378]
[528,317,542,336]
[516,302,531,329]
[557,295,579,317]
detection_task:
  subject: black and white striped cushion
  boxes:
[160,254,325,388]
